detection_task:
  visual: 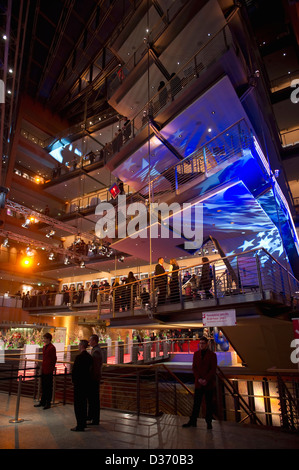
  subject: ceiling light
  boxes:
[26,246,34,256]
[22,218,31,228]
[49,252,55,260]
[2,238,9,247]
[80,261,85,268]
[46,229,56,238]
[64,256,70,265]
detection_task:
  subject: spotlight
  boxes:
[89,240,97,252]
[2,238,9,247]
[21,256,33,268]
[80,261,85,268]
[26,246,34,256]
[64,256,71,265]
[99,245,108,256]
[49,252,55,260]
[22,218,31,228]
[46,229,56,238]
[118,256,124,263]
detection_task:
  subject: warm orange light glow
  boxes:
[21,256,33,268]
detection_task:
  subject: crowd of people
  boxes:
[154,256,214,306]
[19,257,214,310]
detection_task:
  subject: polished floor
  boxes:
[1,393,299,451]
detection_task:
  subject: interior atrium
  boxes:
[1,0,299,378]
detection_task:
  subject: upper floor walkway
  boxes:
[23,247,299,322]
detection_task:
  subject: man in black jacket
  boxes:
[87,334,103,425]
[182,336,217,429]
[71,339,93,432]
[154,257,167,305]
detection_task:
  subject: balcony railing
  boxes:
[281,127,299,148]
[1,354,298,430]
[23,248,299,317]
[108,0,196,98]
[108,23,233,146]
[124,119,251,208]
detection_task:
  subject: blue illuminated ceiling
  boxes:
[111,76,299,277]
[113,76,251,192]
[111,179,289,270]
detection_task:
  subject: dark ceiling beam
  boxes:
[35,0,77,98]
[47,0,111,104]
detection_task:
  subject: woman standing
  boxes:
[169,258,180,303]
[199,257,213,299]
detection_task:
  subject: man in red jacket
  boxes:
[182,336,217,429]
[34,333,57,410]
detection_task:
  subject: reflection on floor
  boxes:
[1,394,299,450]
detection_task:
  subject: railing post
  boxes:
[136,370,140,416]
[174,166,178,193]
[277,374,291,430]
[52,368,57,405]
[112,289,115,318]
[9,364,14,396]
[62,366,67,405]
[212,264,218,304]
[131,284,134,316]
[97,290,101,319]
[203,146,208,175]
[255,252,265,299]
[155,368,159,416]
[179,271,184,310]
[9,375,24,423]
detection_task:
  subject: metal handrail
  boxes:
[118,118,250,207]
[216,366,263,426]
[19,246,299,315]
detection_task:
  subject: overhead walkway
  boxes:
[24,247,299,371]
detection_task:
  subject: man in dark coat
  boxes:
[154,257,167,305]
[87,334,103,425]
[182,336,217,429]
[71,339,93,432]
[34,333,57,410]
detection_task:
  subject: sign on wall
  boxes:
[202,309,236,327]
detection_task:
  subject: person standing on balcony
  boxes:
[87,334,103,426]
[90,281,98,303]
[168,258,180,303]
[34,333,57,410]
[154,257,167,305]
[199,257,213,299]
[182,336,217,429]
